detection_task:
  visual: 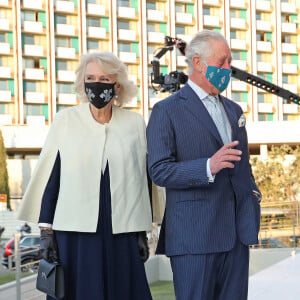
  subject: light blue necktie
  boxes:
[206,95,231,144]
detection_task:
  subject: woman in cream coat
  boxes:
[18,52,153,300]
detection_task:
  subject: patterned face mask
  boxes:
[205,65,232,93]
[84,81,116,109]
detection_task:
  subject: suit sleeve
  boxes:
[146,103,209,189]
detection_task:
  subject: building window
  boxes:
[230,10,236,18]
[203,8,210,15]
[258,113,273,121]
[87,17,100,27]
[55,37,70,47]
[56,83,73,93]
[23,58,34,69]
[0,80,7,90]
[256,13,262,20]
[118,21,130,29]
[147,24,155,32]
[118,0,130,7]
[231,92,242,102]
[118,43,130,52]
[24,104,44,116]
[175,4,185,13]
[230,31,236,39]
[56,14,67,24]
[24,82,36,92]
[21,11,37,24]
[257,93,265,103]
[0,33,5,42]
[257,54,262,62]
[232,51,240,60]
[24,34,34,44]
[146,2,156,10]
[0,104,5,114]
[282,75,288,84]
[87,40,99,49]
[57,60,67,70]
[175,26,185,35]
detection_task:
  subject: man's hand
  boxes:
[137,231,149,263]
[210,141,242,175]
[40,229,58,263]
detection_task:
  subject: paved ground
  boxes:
[248,250,300,300]
[0,275,44,300]
[1,249,299,300]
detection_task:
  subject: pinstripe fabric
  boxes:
[146,84,260,256]
[170,239,249,300]
[147,84,260,298]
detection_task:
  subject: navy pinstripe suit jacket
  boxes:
[146,84,261,256]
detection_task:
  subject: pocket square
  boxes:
[238,114,246,127]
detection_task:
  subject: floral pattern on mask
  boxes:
[99,88,114,103]
[205,65,231,93]
[85,88,96,102]
[84,81,116,109]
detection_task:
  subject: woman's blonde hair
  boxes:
[74,51,137,106]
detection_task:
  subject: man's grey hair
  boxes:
[74,51,137,106]
[185,30,230,75]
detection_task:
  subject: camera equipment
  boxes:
[150,36,300,105]
[150,36,188,93]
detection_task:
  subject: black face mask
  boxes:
[84,81,116,109]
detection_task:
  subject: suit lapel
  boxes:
[179,85,223,145]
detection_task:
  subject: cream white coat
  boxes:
[18,103,152,233]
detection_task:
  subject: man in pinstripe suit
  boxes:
[147,30,261,300]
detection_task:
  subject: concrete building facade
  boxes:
[0,0,299,200]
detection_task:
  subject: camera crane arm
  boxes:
[151,36,300,106]
[231,66,300,106]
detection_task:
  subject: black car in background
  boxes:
[1,234,40,272]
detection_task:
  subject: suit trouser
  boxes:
[170,239,249,300]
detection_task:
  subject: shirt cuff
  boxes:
[206,158,215,183]
[38,223,53,229]
[252,190,262,202]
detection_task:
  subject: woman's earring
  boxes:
[115,94,118,99]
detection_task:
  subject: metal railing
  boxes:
[6,232,40,300]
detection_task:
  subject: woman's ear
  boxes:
[115,83,121,93]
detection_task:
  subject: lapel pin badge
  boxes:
[238,114,246,127]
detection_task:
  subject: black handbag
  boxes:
[36,259,64,299]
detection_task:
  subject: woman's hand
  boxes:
[40,229,58,263]
[137,231,149,263]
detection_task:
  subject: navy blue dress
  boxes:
[39,154,152,300]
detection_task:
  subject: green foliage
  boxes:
[251,145,300,206]
[0,272,33,285]
[0,129,10,210]
[150,281,175,300]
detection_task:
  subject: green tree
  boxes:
[251,145,300,230]
[0,129,10,210]
[251,145,300,205]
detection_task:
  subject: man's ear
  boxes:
[192,56,204,73]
